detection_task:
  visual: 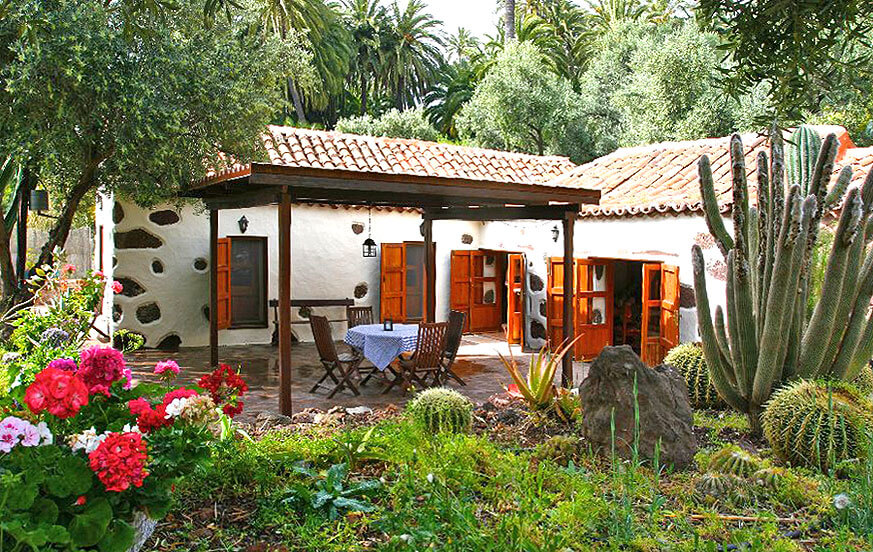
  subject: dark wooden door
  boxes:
[469,250,502,332]
[229,237,268,328]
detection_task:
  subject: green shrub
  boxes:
[664,342,723,409]
[112,329,145,353]
[406,388,473,434]
[762,379,873,472]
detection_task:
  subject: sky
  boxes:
[422,0,499,40]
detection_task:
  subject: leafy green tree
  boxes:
[335,108,440,141]
[456,42,590,161]
[0,0,312,305]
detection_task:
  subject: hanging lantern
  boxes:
[362,207,377,257]
[551,224,560,243]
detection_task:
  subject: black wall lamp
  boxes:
[551,225,560,243]
[29,189,58,219]
[237,215,249,233]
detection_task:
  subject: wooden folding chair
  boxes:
[392,322,447,392]
[346,306,379,385]
[437,310,467,386]
[309,315,363,398]
[346,306,374,328]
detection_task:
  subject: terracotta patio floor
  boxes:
[125,334,589,422]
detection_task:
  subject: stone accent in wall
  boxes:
[115,228,163,249]
[193,258,208,272]
[351,223,364,235]
[529,273,544,292]
[156,334,181,351]
[112,304,122,323]
[113,202,124,224]
[529,319,547,340]
[115,277,146,298]
[354,282,368,299]
[679,284,696,308]
[461,233,473,244]
[136,302,161,324]
[149,210,181,226]
[151,259,164,274]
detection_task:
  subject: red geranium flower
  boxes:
[111,281,123,294]
[88,432,148,492]
[198,364,247,418]
[127,398,171,433]
[24,367,89,419]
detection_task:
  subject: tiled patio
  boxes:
[126,333,589,422]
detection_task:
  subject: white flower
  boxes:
[68,427,107,454]
[164,397,193,419]
[834,493,851,510]
[121,423,142,434]
[36,422,53,446]
[426,473,434,484]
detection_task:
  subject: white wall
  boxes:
[479,213,730,347]
[104,198,481,347]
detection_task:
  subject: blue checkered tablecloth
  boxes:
[344,323,419,370]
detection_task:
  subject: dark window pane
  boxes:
[230,238,267,327]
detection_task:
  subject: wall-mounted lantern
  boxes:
[29,189,49,212]
[237,215,249,234]
[551,225,560,243]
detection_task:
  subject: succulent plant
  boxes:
[708,445,762,477]
[761,379,873,472]
[407,387,473,434]
[531,435,581,467]
[664,342,723,409]
[852,362,873,396]
[751,466,787,490]
[694,472,748,506]
[693,126,873,434]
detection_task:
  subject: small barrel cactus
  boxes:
[531,435,581,468]
[751,467,786,490]
[852,362,873,395]
[407,387,473,434]
[664,342,723,409]
[693,472,748,506]
[708,445,762,477]
[762,379,873,472]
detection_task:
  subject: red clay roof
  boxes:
[552,125,869,218]
[203,126,577,187]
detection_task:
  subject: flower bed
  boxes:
[0,345,247,551]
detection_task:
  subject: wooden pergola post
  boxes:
[278,191,293,416]
[561,210,575,387]
[423,217,435,322]
[209,209,219,367]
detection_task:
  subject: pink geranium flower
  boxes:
[154,360,180,378]
[111,281,123,294]
[62,264,76,274]
[78,346,126,395]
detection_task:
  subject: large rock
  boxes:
[579,345,697,469]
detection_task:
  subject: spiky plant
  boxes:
[531,435,581,468]
[664,342,723,409]
[852,363,873,396]
[761,379,873,472]
[406,387,473,434]
[708,445,762,477]
[693,126,873,434]
[693,472,748,506]
[751,466,787,490]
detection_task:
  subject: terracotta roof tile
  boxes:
[555,126,868,218]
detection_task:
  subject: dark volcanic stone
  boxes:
[149,210,180,226]
[680,284,696,308]
[156,334,182,351]
[461,233,473,244]
[495,408,524,425]
[529,274,544,292]
[354,282,368,299]
[136,302,161,324]
[529,319,547,340]
[115,277,145,298]
[113,202,124,224]
[115,228,163,249]
[579,345,697,469]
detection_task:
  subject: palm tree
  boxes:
[424,59,480,138]
[586,0,645,32]
[529,0,591,90]
[343,0,389,115]
[380,0,445,110]
[446,27,480,63]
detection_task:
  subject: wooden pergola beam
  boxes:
[423,205,579,221]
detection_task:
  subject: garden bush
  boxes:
[664,342,723,409]
[406,387,472,434]
[762,379,873,472]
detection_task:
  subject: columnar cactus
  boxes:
[693,126,873,433]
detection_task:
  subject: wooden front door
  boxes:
[506,253,524,344]
[470,250,502,332]
[640,263,679,365]
[574,259,613,360]
[216,237,231,330]
[380,243,405,322]
[450,250,472,332]
[547,257,614,359]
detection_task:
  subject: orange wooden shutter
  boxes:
[640,262,662,365]
[659,264,680,359]
[506,253,524,344]
[216,237,231,330]
[450,250,472,332]
[380,243,405,322]
[546,257,568,351]
[574,259,613,360]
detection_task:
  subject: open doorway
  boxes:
[547,257,679,365]
[450,249,523,343]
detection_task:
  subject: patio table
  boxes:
[344,323,419,370]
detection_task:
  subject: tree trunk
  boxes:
[288,78,308,124]
[360,73,368,116]
[505,0,516,42]
[0,206,18,300]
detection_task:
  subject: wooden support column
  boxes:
[423,217,436,322]
[561,211,575,387]
[209,209,219,367]
[278,192,293,416]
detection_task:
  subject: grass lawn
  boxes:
[148,401,871,551]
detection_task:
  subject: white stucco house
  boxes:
[94,125,873,365]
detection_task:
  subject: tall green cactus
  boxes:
[693,126,873,434]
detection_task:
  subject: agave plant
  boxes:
[498,336,580,412]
